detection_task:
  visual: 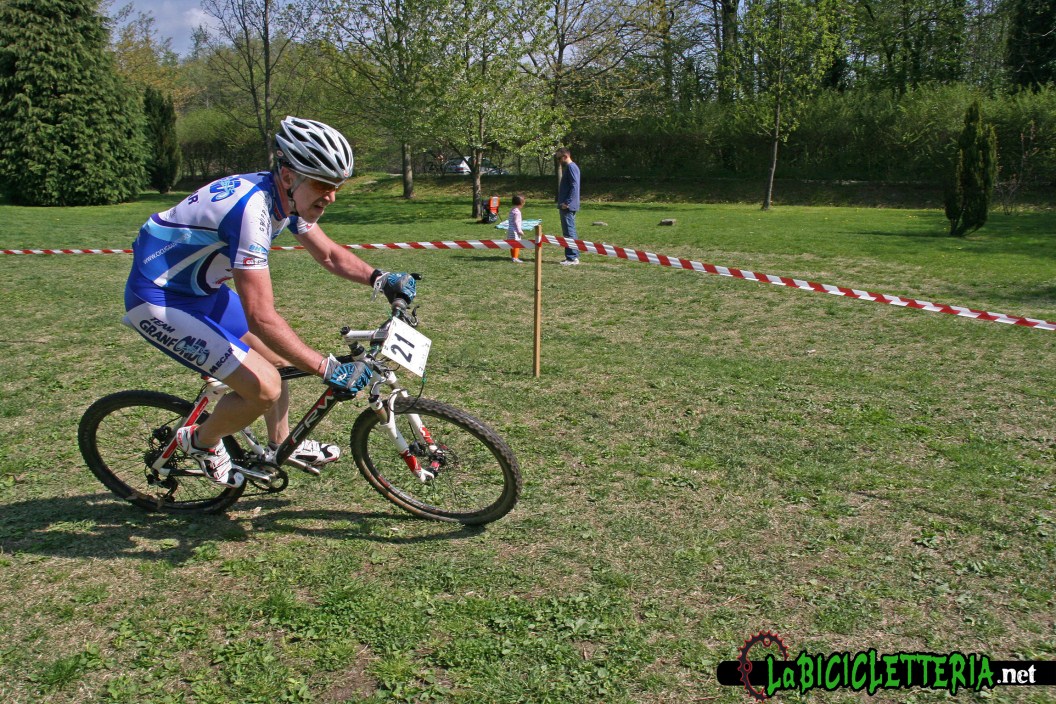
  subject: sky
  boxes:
[123,0,214,57]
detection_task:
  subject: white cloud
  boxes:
[127,0,218,56]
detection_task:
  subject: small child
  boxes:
[507,194,525,263]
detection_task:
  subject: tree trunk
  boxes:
[401,143,415,199]
[472,148,484,219]
[717,0,739,104]
[763,97,781,210]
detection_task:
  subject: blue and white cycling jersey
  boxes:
[131,172,310,297]
[124,171,314,379]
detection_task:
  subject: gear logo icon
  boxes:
[737,630,789,700]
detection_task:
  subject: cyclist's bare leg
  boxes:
[194,349,281,448]
[264,383,292,444]
[241,331,291,444]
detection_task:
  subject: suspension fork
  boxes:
[369,390,436,481]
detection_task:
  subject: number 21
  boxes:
[389,333,415,363]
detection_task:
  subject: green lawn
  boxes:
[0,175,1053,703]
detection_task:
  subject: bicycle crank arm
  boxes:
[235,463,290,491]
[282,456,321,477]
[236,464,275,482]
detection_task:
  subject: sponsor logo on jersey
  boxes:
[242,257,267,266]
[174,337,211,366]
[209,348,234,375]
[249,242,269,255]
[210,177,242,202]
[138,317,181,348]
[143,232,191,264]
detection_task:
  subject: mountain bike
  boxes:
[77,298,521,525]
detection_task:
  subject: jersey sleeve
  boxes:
[226,190,274,270]
[287,215,313,237]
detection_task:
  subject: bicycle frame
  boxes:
[150,340,439,485]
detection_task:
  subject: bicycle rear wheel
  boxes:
[350,397,521,525]
[78,390,245,514]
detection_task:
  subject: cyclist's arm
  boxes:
[233,267,328,377]
[295,223,375,286]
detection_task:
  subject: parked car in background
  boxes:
[480,158,510,176]
[441,157,471,175]
[441,156,509,176]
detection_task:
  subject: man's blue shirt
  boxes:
[557,161,580,212]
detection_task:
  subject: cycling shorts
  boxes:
[124,272,250,380]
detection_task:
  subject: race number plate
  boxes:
[381,317,432,377]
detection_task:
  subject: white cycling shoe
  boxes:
[175,425,244,488]
[271,439,342,467]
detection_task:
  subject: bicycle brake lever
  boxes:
[390,299,420,327]
[404,306,419,327]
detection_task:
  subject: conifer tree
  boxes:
[945,101,997,238]
[0,0,146,205]
[144,87,181,194]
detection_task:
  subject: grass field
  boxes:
[0,175,1053,703]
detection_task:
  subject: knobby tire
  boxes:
[350,397,520,525]
[78,390,244,514]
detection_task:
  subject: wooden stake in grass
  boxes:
[534,224,543,378]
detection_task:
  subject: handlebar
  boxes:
[340,273,422,345]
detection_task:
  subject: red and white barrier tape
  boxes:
[269,239,521,252]
[2,248,135,255]
[5,236,1054,331]
[0,240,520,255]
[542,234,1056,332]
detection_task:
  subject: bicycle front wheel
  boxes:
[350,397,521,525]
[78,390,245,514]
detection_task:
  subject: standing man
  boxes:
[555,147,581,266]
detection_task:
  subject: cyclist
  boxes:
[124,116,416,487]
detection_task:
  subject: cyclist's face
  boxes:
[283,168,345,220]
[303,176,345,199]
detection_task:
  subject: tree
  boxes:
[523,0,644,191]
[144,87,182,193]
[738,0,841,209]
[852,0,970,95]
[435,0,568,218]
[714,0,740,104]
[107,4,194,106]
[1006,0,1056,91]
[199,0,324,164]
[945,100,997,236]
[323,0,450,199]
[0,0,146,205]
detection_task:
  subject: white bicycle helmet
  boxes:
[274,116,354,186]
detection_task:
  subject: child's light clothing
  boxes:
[506,206,523,241]
[506,206,524,262]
